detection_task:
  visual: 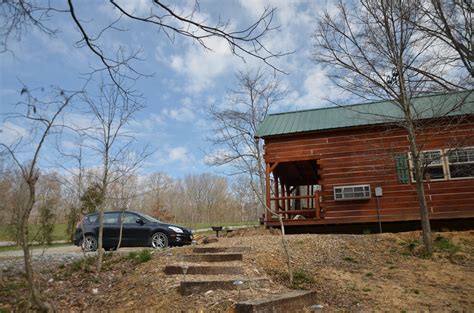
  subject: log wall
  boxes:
[263,121,474,225]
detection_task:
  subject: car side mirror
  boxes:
[136,218,144,225]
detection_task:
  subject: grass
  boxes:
[433,236,460,253]
[0,221,259,241]
[182,221,259,231]
[267,268,315,289]
[0,223,69,242]
[292,269,315,288]
[0,242,71,253]
[127,249,153,264]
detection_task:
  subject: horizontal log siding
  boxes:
[264,122,474,224]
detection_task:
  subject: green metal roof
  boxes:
[256,91,474,138]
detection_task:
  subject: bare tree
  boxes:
[414,0,473,78]
[1,0,288,91]
[183,173,229,226]
[207,69,287,218]
[232,175,260,221]
[0,87,79,310]
[312,0,471,254]
[139,172,176,220]
[81,80,149,271]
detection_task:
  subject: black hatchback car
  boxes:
[73,211,193,252]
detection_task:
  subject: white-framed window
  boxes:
[409,149,447,181]
[446,147,474,179]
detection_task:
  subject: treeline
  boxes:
[0,168,259,241]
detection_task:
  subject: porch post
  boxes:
[273,175,279,212]
[265,162,271,221]
[315,189,320,219]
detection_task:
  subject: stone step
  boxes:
[163,265,243,275]
[178,253,243,262]
[192,247,251,254]
[180,278,270,296]
[235,290,317,313]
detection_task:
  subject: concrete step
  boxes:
[163,265,243,275]
[179,253,243,262]
[192,247,251,254]
[235,290,317,313]
[180,278,270,296]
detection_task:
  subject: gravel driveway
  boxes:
[0,244,144,274]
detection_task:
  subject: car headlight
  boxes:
[168,226,183,233]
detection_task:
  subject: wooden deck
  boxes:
[264,210,474,227]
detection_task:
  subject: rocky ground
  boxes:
[1,228,473,312]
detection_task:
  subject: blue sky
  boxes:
[0,0,344,178]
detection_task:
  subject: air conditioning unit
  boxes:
[334,185,371,201]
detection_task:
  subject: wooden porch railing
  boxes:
[269,191,321,219]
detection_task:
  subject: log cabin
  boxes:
[256,91,474,229]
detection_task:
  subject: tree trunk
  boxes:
[397,58,433,256]
[97,159,109,272]
[277,213,293,285]
[20,183,53,311]
[407,128,433,255]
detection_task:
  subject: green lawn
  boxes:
[182,221,259,231]
[0,221,258,242]
[0,223,69,242]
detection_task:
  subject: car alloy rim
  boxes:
[152,233,167,248]
[83,237,96,251]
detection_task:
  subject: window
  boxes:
[447,148,474,179]
[122,213,138,224]
[87,214,98,223]
[420,150,445,180]
[409,150,446,181]
[103,212,119,224]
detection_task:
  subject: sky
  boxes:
[0,0,344,178]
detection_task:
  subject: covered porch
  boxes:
[265,158,322,222]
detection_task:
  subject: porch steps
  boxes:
[234,290,318,313]
[192,246,251,253]
[180,278,270,296]
[178,252,243,262]
[163,265,243,275]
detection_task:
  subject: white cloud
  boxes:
[162,106,195,122]
[0,121,28,145]
[168,146,189,162]
[168,36,239,93]
[293,66,344,109]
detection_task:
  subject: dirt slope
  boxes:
[1,229,473,312]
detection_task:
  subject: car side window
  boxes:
[87,215,99,223]
[122,213,138,224]
[103,213,119,224]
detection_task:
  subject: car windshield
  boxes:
[141,213,161,223]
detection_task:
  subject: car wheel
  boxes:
[151,232,169,249]
[81,235,98,252]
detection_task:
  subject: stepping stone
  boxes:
[235,290,317,313]
[163,265,243,275]
[180,278,270,296]
[179,253,243,262]
[192,247,251,254]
